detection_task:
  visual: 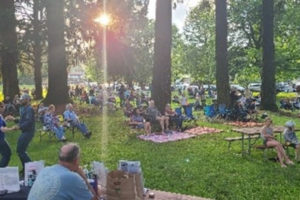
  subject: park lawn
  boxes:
[4,109,300,200]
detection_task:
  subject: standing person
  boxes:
[13,94,35,173]
[0,102,16,167]
[180,93,188,114]
[118,84,125,107]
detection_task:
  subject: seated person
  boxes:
[28,143,97,200]
[106,95,117,111]
[44,105,66,141]
[3,96,17,116]
[284,121,300,161]
[140,93,149,106]
[63,104,91,139]
[130,108,151,135]
[123,99,134,117]
[172,95,180,104]
[37,103,48,123]
[261,118,294,167]
[246,99,257,115]
[146,100,169,133]
[280,99,293,110]
[293,97,300,109]
[164,104,183,131]
[80,91,89,104]
[233,101,248,121]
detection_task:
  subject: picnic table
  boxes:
[232,126,295,155]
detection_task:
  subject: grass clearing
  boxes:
[3,106,300,200]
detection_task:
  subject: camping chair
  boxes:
[204,105,216,120]
[185,105,195,120]
[62,114,76,138]
[217,104,227,119]
[175,107,182,116]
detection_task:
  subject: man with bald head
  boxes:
[28,143,97,200]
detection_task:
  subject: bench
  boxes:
[225,135,260,150]
[254,145,275,160]
[283,142,295,157]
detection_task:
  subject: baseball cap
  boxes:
[285,121,295,128]
[20,94,31,101]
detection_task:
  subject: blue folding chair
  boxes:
[175,107,182,116]
[218,104,227,118]
[204,105,216,119]
[185,105,194,120]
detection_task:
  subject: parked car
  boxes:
[203,84,216,91]
[174,82,190,90]
[276,82,294,93]
[231,84,245,92]
[248,83,261,92]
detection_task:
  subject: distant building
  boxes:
[68,65,85,85]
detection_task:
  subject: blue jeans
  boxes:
[73,122,89,135]
[17,131,34,169]
[0,139,11,167]
[53,126,65,140]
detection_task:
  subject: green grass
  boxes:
[4,107,300,199]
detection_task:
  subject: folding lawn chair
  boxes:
[204,105,216,120]
[185,105,195,120]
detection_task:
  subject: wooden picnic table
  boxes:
[232,126,298,155]
[145,190,211,200]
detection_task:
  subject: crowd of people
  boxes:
[0,90,92,174]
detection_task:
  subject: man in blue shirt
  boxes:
[63,104,91,138]
[13,94,35,172]
[28,143,97,200]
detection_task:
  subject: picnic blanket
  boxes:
[138,131,196,143]
[184,126,223,136]
[225,121,264,127]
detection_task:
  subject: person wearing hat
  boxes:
[284,121,300,161]
[12,93,35,173]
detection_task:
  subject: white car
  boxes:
[231,84,245,92]
[248,83,261,92]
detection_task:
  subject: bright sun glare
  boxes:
[94,14,111,26]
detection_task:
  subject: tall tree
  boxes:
[261,0,277,111]
[215,0,230,106]
[152,0,172,112]
[33,0,43,99]
[0,0,20,98]
[44,0,69,104]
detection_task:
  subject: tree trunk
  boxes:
[33,0,43,100]
[261,0,277,111]
[0,0,20,99]
[151,0,172,113]
[44,0,70,105]
[215,0,230,106]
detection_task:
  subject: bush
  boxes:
[276,92,297,99]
